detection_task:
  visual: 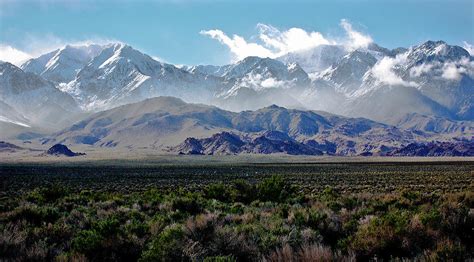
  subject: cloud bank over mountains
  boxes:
[200,19,373,61]
[1,18,472,67]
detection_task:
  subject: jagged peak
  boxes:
[0,62,29,76]
[239,56,264,63]
[268,104,282,108]
[0,61,19,70]
[419,40,447,48]
[407,40,470,64]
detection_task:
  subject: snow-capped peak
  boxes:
[21,44,105,84]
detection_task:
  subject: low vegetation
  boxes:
[1,162,473,261]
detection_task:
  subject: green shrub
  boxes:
[27,185,68,204]
[232,179,256,204]
[307,210,327,229]
[257,175,292,202]
[204,183,235,202]
[171,193,203,215]
[419,209,441,228]
[10,205,60,225]
[72,229,103,255]
[350,211,412,259]
[140,225,186,261]
[320,186,340,202]
[95,217,121,236]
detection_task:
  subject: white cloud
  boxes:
[340,19,373,50]
[201,19,372,62]
[257,23,333,55]
[462,41,474,56]
[441,63,465,80]
[260,77,287,89]
[239,73,289,90]
[441,58,473,80]
[0,44,32,66]
[410,63,435,77]
[370,53,417,87]
[200,29,274,61]
[222,73,293,98]
[152,56,167,63]
[409,57,473,81]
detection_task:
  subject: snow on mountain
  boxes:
[183,56,312,111]
[211,57,311,111]
[346,41,474,122]
[2,39,472,141]
[21,44,104,84]
[278,45,347,73]
[405,40,470,67]
[63,43,223,111]
[320,50,378,94]
[402,41,474,120]
[0,62,80,129]
[185,64,231,77]
[221,56,309,82]
[188,56,310,85]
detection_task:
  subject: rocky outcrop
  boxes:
[45,144,85,157]
[0,141,22,152]
[173,131,323,155]
[386,140,474,156]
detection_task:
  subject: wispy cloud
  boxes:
[0,45,32,66]
[463,41,474,56]
[340,19,373,50]
[409,57,473,81]
[0,34,121,65]
[201,19,372,62]
[257,23,333,55]
[441,58,473,81]
[200,29,274,61]
[369,53,417,87]
[19,33,120,57]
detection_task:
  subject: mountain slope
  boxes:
[210,56,311,111]
[0,62,81,130]
[47,96,435,155]
[3,40,473,140]
[278,45,347,73]
[64,43,223,111]
[21,44,104,83]
[320,50,377,94]
[394,113,474,136]
[320,41,474,124]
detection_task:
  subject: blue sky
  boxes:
[1,0,473,66]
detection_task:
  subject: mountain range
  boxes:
[0,40,472,156]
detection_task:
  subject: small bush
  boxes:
[140,225,186,262]
[233,179,256,204]
[257,175,292,202]
[171,194,202,215]
[204,183,235,202]
[27,184,68,204]
[9,205,60,225]
[72,230,103,256]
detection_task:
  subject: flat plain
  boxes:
[1,158,473,261]
[1,159,473,195]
